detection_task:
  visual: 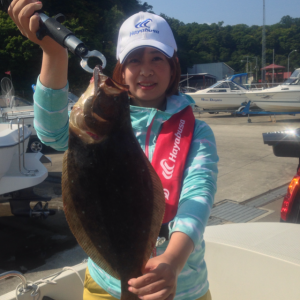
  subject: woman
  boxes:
[9,4,218,300]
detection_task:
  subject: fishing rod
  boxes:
[0,0,106,73]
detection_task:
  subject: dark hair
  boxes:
[112,51,181,98]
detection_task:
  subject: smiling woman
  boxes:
[118,48,172,108]
[7,4,218,300]
[113,48,181,109]
[81,12,218,300]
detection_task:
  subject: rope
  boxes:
[15,282,40,300]
[15,265,85,300]
[62,267,84,286]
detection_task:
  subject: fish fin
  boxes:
[142,154,166,266]
[62,150,120,279]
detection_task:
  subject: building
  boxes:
[187,62,235,81]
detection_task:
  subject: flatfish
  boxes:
[62,66,165,300]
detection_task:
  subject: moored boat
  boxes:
[0,120,51,217]
[246,68,300,112]
[1,93,78,152]
[185,73,254,111]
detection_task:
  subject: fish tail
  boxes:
[120,276,141,300]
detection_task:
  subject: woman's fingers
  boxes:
[129,278,167,296]
[8,0,42,40]
[19,2,43,37]
[136,288,171,300]
[29,12,40,33]
[128,271,176,300]
[7,0,19,18]
[129,272,160,289]
[9,0,32,23]
[164,294,174,300]
[8,0,24,34]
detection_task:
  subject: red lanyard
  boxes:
[144,106,195,224]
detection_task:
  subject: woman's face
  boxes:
[122,47,172,108]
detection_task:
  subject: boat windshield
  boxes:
[207,82,229,93]
[228,82,245,91]
[208,81,223,88]
[282,69,300,85]
[206,81,246,92]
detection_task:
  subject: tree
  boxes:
[1,3,299,94]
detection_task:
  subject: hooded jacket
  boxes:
[34,78,218,300]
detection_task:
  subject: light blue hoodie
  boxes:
[34,77,218,300]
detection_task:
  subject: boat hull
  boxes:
[247,87,300,112]
[186,92,249,110]
[0,124,31,181]
[1,103,75,137]
[205,223,300,300]
[1,262,87,300]
[0,124,48,195]
[2,223,300,300]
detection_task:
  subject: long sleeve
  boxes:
[168,120,219,247]
[33,76,70,151]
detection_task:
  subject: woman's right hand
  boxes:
[8,0,65,55]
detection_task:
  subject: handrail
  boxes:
[0,271,39,296]
[17,118,37,176]
[0,271,28,291]
[21,119,38,173]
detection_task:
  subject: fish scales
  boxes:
[62,66,165,300]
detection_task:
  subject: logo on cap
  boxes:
[135,19,152,29]
[130,18,159,37]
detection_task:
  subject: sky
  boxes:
[146,0,300,26]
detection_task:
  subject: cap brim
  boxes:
[119,40,174,64]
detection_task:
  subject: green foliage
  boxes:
[1,2,300,96]
[164,14,300,77]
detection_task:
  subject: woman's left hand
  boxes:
[128,253,179,300]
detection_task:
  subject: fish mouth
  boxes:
[69,105,106,143]
[69,67,130,144]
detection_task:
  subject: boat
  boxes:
[0,119,52,217]
[246,68,300,112]
[1,92,78,152]
[1,222,300,300]
[185,73,254,111]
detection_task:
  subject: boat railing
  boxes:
[245,82,281,90]
[17,118,38,176]
[0,271,39,296]
[0,111,8,123]
[6,110,34,117]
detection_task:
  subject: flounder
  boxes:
[62,66,165,300]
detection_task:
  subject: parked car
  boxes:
[263,129,300,223]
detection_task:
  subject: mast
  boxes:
[261,0,266,82]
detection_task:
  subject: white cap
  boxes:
[116,12,177,63]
